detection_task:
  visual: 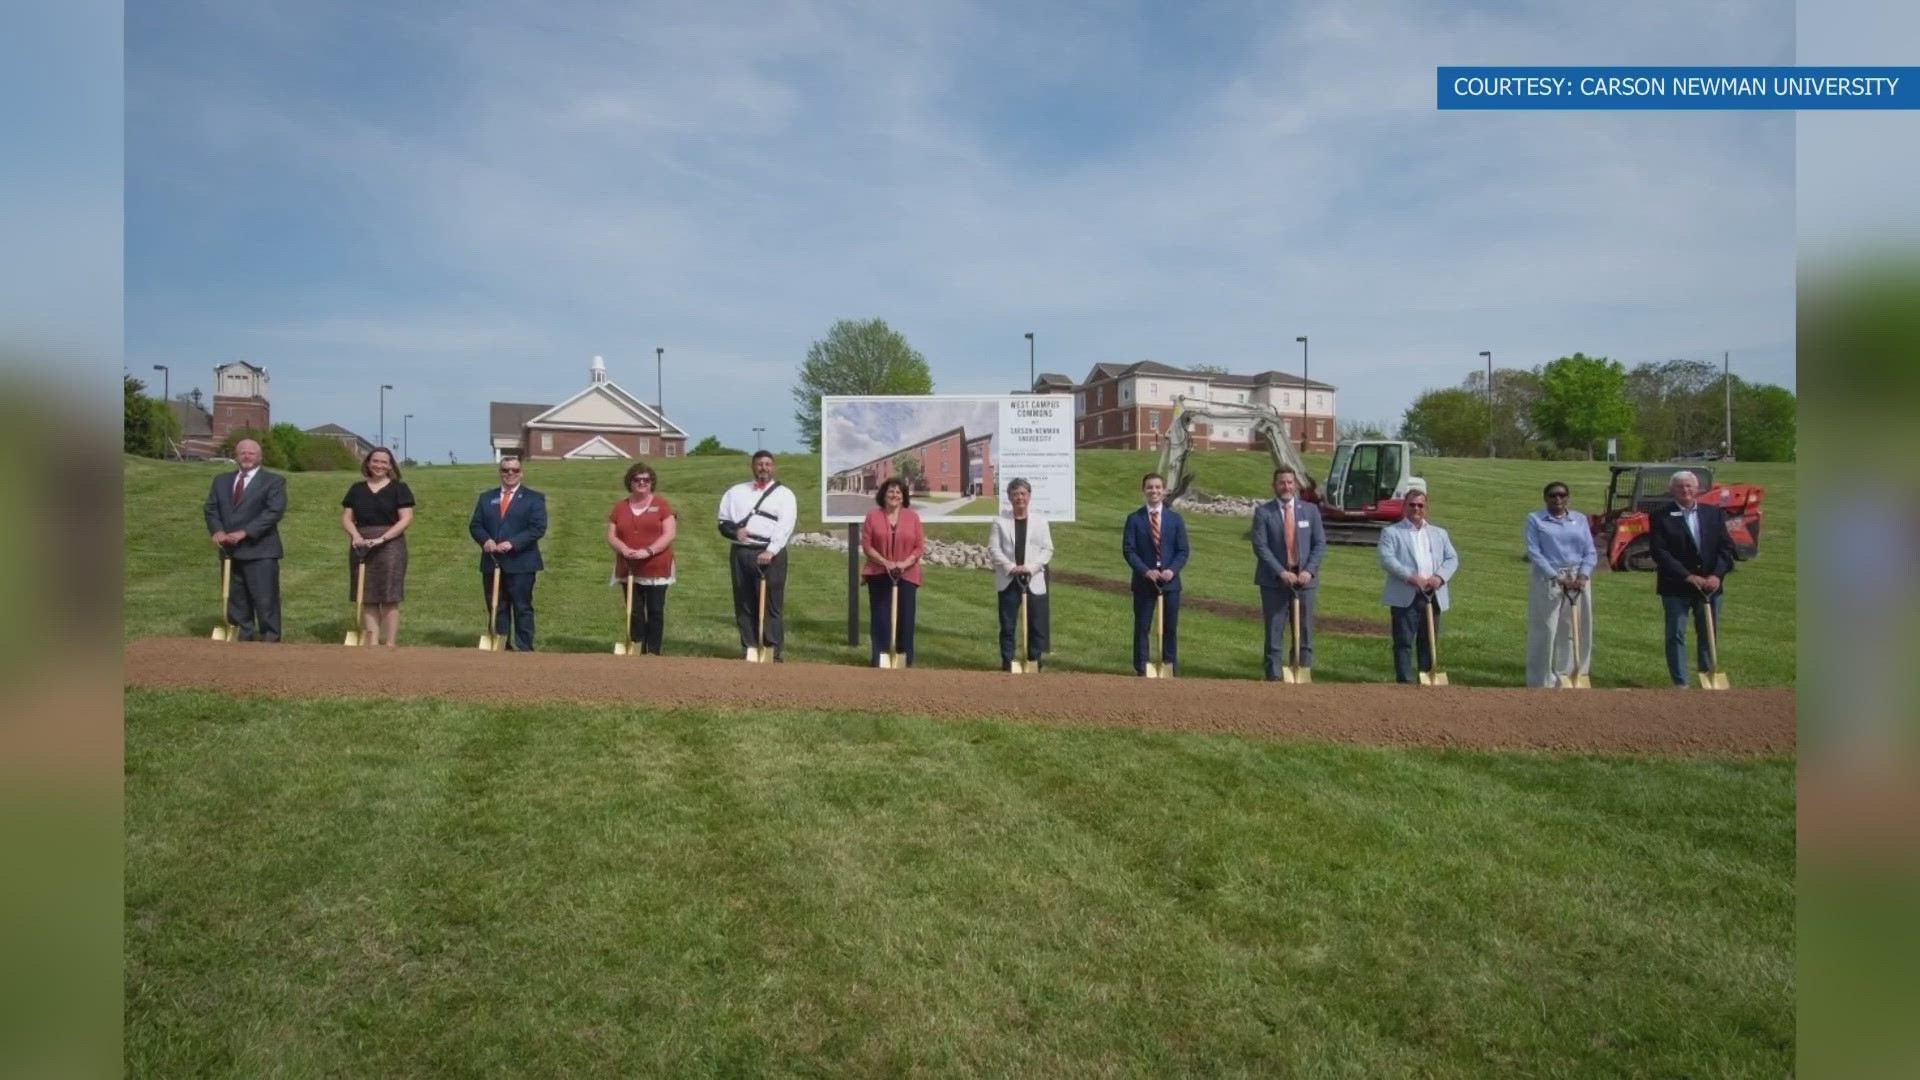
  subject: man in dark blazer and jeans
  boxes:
[468,455,548,651]
[1123,473,1189,676]
[203,437,288,641]
[1646,469,1737,686]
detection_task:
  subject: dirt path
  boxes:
[125,639,1793,755]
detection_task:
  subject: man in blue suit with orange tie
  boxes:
[1123,473,1189,676]
[1252,465,1327,680]
[468,455,548,651]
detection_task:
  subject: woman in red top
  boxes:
[605,462,678,655]
[860,476,925,667]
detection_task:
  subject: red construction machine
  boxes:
[1589,464,1763,571]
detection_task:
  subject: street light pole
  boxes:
[379,384,393,450]
[1294,336,1309,451]
[753,426,766,451]
[1479,351,1493,457]
[1024,332,1035,392]
[656,347,665,422]
[403,414,413,463]
[1723,350,1733,459]
[152,364,169,402]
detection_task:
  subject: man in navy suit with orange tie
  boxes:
[1123,473,1189,676]
[468,455,548,651]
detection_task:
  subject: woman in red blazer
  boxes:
[860,477,925,667]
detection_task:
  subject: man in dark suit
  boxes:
[467,456,548,651]
[1122,473,1189,676]
[1646,469,1737,686]
[203,437,288,641]
[1251,465,1327,680]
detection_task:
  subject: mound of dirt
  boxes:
[125,639,1793,756]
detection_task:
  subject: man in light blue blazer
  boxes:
[467,455,549,651]
[1377,488,1459,683]
[1251,466,1326,680]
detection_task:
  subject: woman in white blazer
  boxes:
[989,478,1054,671]
[1377,491,1460,683]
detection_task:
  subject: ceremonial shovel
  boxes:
[1008,575,1034,674]
[1696,589,1731,690]
[1418,597,1449,686]
[877,571,904,669]
[344,558,368,647]
[209,555,237,642]
[1562,587,1591,688]
[744,574,773,663]
[477,561,503,651]
[1144,582,1171,678]
[612,573,636,655]
[1282,592,1311,683]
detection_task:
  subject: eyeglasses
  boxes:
[631,477,654,485]
[1407,502,1427,509]
[1547,491,1569,499]
[499,467,521,474]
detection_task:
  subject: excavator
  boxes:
[1157,396,1426,545]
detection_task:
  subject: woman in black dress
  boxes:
[339,447,416,646]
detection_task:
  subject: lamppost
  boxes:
[1024,331,1035,392]
[656,347,665,421]
[151,364,169,402]
[379,384,394,450]
[403,414,413,463]
[1479,351,1493,457]
[753,426,766,451]
[1294,336,1309,451]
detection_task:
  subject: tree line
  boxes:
[1397,354,1795,461]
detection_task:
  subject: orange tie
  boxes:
[1149,509,1161,561]
[499,487,514,521]
[1282,500,1298,568]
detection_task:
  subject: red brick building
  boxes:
[212,361,270,442]
[489,355,687,462]
[830,426,996,497]
[1063,361,1339,453]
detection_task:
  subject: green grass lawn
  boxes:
[123,451,1796,687]
[125,689,1794,1078]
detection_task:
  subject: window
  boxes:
[1150,412,1161,433]
[1122,385,1131,403]
[639,437,651,455]
[1079,422,1086,440]
[665,441,677,458]
[1237,392,1247,403]
[1097,417,1104,437]
[540,432,553,452]
[1149,382,1158,396]
[1123,412,1131,432]
[1315,422,1326,439]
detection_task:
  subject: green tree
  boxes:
[1461,367,1545,456]
[891,453,926,492]
[688,435,746,456]
[792,318,934,452]
[1732,382,1796,461]
[1532,353,1633,459]
[1397,388,1488,456]
[1337,419,1390,441]
[295,436,358,472]
[123,375,179,457]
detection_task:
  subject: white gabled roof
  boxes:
[525,380,689,439]
[562,435,632,460]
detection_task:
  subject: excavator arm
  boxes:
[1159,396,1312,503]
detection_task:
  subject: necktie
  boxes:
[1282,500,1298,568]
[1149,509,1161,563]
[499,488,514,521]
[232,471,247,505]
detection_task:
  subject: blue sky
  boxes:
[123,0,1804,462]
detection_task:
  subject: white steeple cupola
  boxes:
[590,354,609,384]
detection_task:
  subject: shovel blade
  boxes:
[612,641,629,655]
[876,653,894,669]
[1431,672,1449,686]
[1698,671,1731,690]
[1007,659,1029,674]
[1143,664,1163,679]
[745,647,770,663]
[210,625,230,641]
[1571,674,1592,689]
[476,634,497,651]
[1290,666,1312,684]
[343,631,361,647]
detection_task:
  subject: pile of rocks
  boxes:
[1177,488,1261,516]
[785,531,995,570]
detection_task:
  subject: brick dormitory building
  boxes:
[1029,361,1338,453]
